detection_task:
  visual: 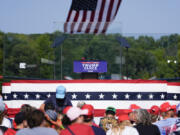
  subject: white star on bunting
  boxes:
[4,95,7,100]
[125,94,130,99]
[112,93,118,99]
[35,94,40,99]
[24,93,29,99]
[137,94,142,99]
[149,94,154,99]
[99,93,104,99]
[47,93,51,98]
[174,94,177,100]
[13,93,18,99]
[160,94,165,99]
[72,93,77,99]
[85,93,91,99]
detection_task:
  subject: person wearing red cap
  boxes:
[81,104,106,135]
[60,107,95,135]
[106,114,139,135]
[154,102,177,135]
[127,104,141,125]
[149,105,160,123]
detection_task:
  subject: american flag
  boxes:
[64,0,122,34]
[2,80,180,118]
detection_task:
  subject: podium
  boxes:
[74,61,107,79]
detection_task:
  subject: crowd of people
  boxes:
[0,85,180,135]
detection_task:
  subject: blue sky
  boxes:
[0,0,180,35]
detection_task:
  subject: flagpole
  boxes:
[126,47,129,80]
[116,37,130,80]
[51,35,66,80]
[120,45,123,80]
[61,45,63,80]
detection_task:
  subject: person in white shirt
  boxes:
[107,114,139,135]
[0,99,12,128]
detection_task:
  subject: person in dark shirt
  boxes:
[40,85,72,113]
[134,109,160,135]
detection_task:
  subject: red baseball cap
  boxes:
[118,114,130,122]
[125,104,141,114]
[150,105,160,115]
[160,102,172,113]
[130,104,141,110]
[171,105,177,113]
[81,104,94,116]
[63,106,72,114]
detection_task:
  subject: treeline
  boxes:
[0,31,180,81]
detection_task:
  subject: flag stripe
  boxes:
[98,0,106,22]
[77,11,87,32]
[94,0,106,33]
[67,11,76,33]
[82,11,92,33]
[89,0,102,33]
[73,11,84,33]
[114,0,122,18]
[97,0,111,33]
[4,100,180,109]
[106,0,114,21]
[102,22,110,33]
[10,80,167,83]
[70,11,80,33]
[101,0,114,33]
[5,108,148,118]
[110,0,120,20]
[64,10,72,32]
[85,11,95,33]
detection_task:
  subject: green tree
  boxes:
[35,34,54,79]
[4,44,39,77]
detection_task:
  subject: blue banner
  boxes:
[73,61,107,73]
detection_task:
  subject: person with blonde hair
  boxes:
[99,106,118,132]
[106,114,139,135]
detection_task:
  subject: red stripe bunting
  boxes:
[6,108,137,118]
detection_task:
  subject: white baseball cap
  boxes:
[66,107,88,121]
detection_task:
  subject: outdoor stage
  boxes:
[2,80,180,119]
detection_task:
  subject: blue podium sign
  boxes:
[74,61,107,73]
